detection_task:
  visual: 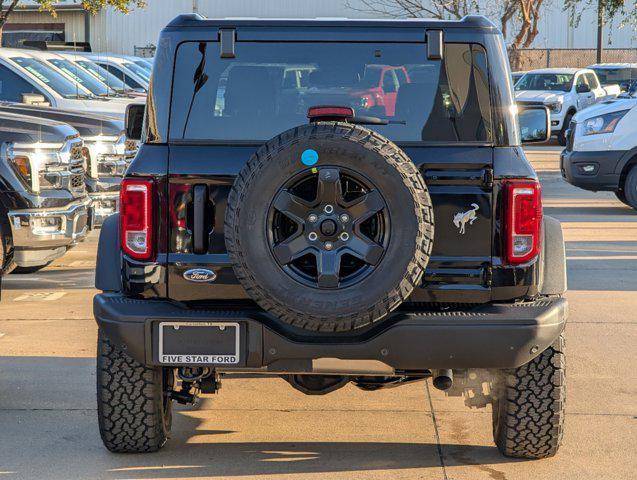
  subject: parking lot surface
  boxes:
[0,146,635,480]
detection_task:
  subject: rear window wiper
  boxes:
[350,115,406,126]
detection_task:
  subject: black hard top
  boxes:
[165,14,497,31]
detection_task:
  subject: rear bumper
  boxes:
[560,149,622,191]
[94,293,568,372]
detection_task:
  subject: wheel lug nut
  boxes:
[308,214,318,223]
[324,242,333,250]
[308,232,318,241]
[324,204,334,214]
[339,232,350,241]
[340,214,349,223]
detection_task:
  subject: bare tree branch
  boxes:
[347,0,549,49]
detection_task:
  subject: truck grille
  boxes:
[71,173,85,189]
[68,140,87,196]
[71,144,84,162]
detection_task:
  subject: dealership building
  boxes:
[3,0,636,55]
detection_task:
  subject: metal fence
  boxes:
[509,48,637,71]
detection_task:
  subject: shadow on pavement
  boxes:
[1,268,95,291]
[545,206,635,218]
[100,440,520,479]
[0,357,526,479]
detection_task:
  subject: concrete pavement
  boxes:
[0,148,636,480]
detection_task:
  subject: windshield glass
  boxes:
[75,60,129,91]
[11,56,87,98]
[515,73,574,92]
[134,59,152,72]
[170,42,492,143]
[123,62,150,82]
[48,58,114,96]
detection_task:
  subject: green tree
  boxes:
[0,1,146,42]
[564,0,636,62]
[564,0,637,29]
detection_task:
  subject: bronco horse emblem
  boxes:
[453,203,479,234]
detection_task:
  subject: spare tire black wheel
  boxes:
[225,122,434,332]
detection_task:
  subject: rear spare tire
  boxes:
[225,122,434,332]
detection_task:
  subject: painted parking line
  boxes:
[66,261,96,268]
[13,292,67,302]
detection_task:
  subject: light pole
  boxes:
[596,0,604,63]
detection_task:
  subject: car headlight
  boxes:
[1,141,67,192]
[545,101,562,114]
[582,110,629,136]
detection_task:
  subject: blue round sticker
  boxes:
[301,149,319,166]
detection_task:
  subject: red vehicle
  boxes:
[354,65,410,116]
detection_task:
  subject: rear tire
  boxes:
[492,334,566,459]
[96,330,173,453]
[622,166,637,210]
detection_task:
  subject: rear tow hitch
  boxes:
[167,367,222,405]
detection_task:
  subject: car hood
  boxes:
[572,97,637,122]
[56,98,127,119]
[0,111,78,144]
[515,90,565,104]
[0,102,123,137]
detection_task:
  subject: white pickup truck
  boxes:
[515,68,610,145]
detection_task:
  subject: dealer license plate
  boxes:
[158,322,240,365]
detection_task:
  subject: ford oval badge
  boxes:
[183,268,217,283]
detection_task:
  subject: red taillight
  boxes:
[504,181,542,265]
[120,178,154,260]
[307,106,354,120]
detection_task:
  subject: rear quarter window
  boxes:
[169,41,492,144]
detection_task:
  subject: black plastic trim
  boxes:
[94,214,122,292]
[95,293,567,370]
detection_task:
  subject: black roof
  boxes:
[166,14,497,31]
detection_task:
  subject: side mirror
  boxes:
[576,83,591,93]
[21,93,49,106]
[125,103,145,141]
[518,105,550,144]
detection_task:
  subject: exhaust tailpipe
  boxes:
[432,369,453,391]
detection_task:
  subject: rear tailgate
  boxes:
[166,145,493,303]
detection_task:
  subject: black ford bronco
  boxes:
[94,14,568,459]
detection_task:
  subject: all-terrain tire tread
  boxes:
[96,331,170,453]
[494,334,566,459]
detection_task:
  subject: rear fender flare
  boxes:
[95,214,122,292]
[539,215,567,296]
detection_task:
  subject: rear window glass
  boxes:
[169,41,492,143]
